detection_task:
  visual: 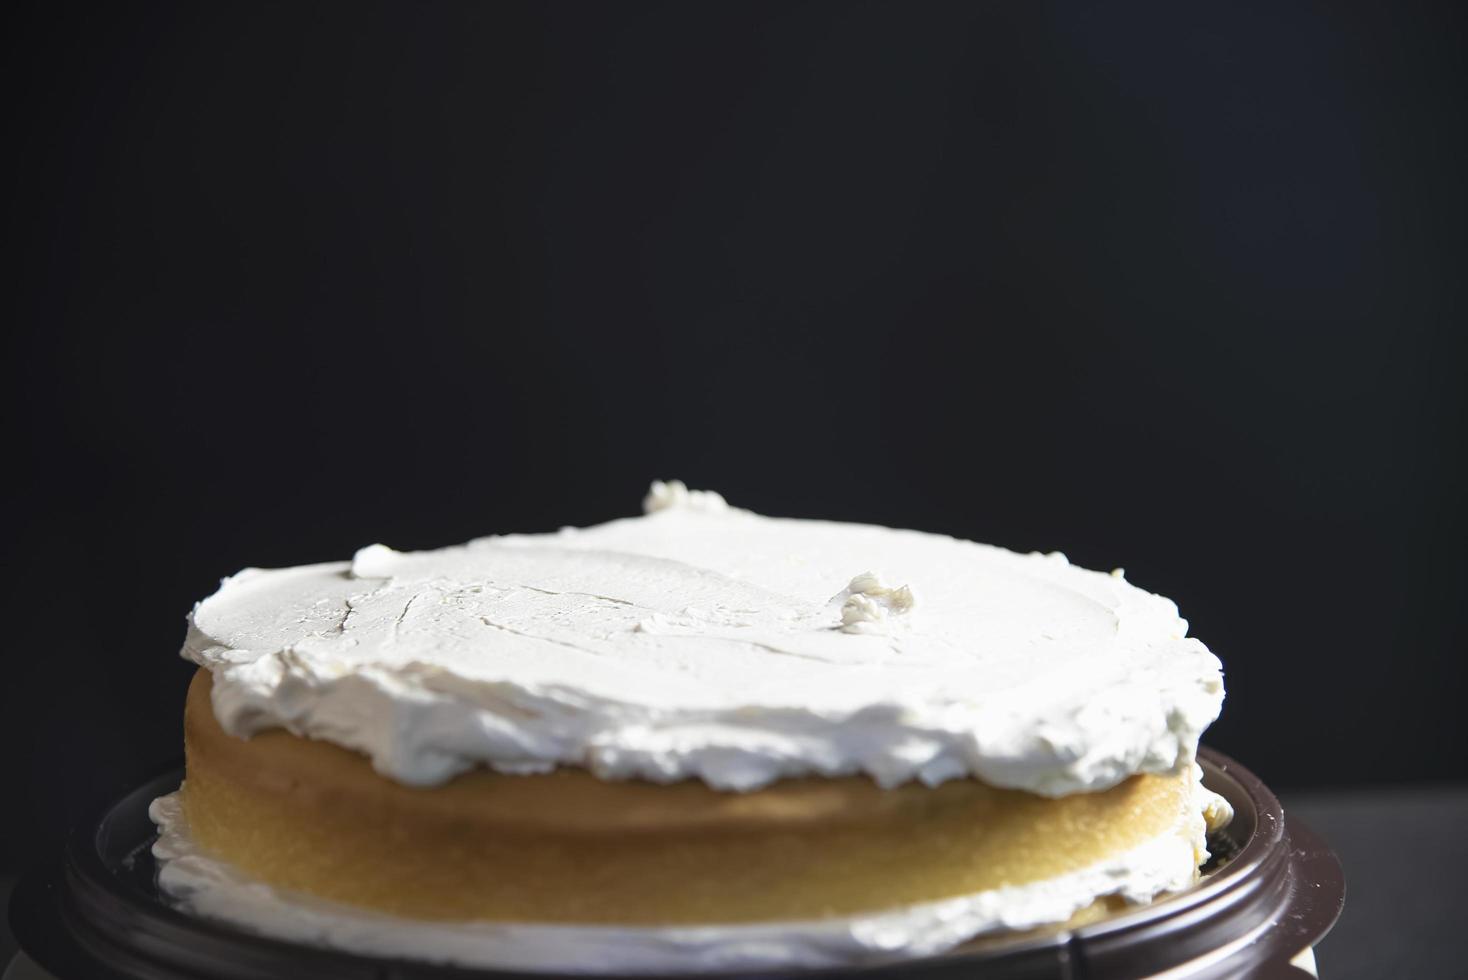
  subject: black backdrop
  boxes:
[4,1,1465,876]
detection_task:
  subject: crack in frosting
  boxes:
[183,483,1225,795]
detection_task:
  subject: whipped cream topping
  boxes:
[642,479,729,514]
[183,483,1224,795]
[836,571,918,633]
[149,784,1210,973]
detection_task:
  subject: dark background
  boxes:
[3,1,1464,879]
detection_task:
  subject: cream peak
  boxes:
[642,479,729,514]
[835,571,918,633]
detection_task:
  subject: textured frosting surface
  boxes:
[184,483,1225,795]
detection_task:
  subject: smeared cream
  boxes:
[182,483,1225,796]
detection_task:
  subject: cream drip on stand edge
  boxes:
[155,481,1232,970]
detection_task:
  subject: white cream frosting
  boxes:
[182,483,1224,796]
[149,786,1209,972]
[836,571,918,633]
[642,479,730,514]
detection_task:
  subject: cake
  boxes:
[150,482,1231,971]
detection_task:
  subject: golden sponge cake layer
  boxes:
[181,669,1196,925]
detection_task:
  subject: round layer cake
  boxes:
[153,482,1230,971]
